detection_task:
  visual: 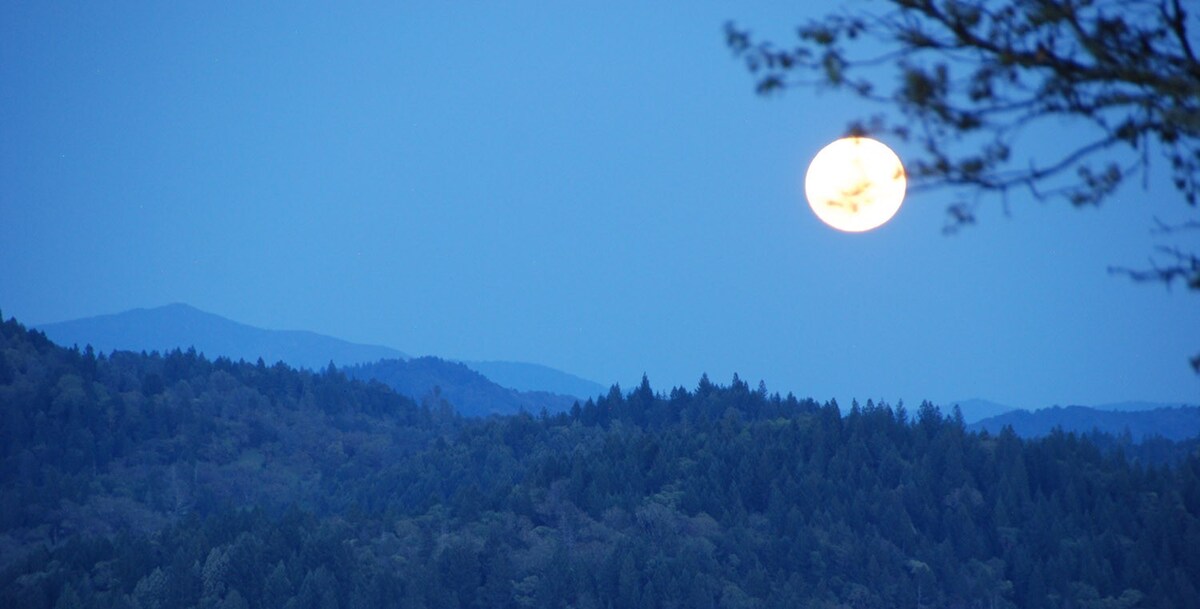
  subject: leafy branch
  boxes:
[727,0,1199,370]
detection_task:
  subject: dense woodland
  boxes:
[1,313,1198,609]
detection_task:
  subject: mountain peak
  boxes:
[35,305,608,403]
[38,304,406,371]
[156,302,207,314]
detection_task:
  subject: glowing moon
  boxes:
[804,136,907,232]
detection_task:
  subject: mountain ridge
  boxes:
[943,398,1018,423]
[37,303,406,371]
[970,404,1200,441]
[460,359,607,400]
[343,357,578,417]
[943,397,1197,424]
[35,303,605,402]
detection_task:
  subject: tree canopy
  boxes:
[2,313,1200,608]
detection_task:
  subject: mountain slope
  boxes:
[37,303,406,371]
[0,312,433,571]
[970,404,1200,441]
[344,357,578,417]
[1092,400,1192,412]
[461,359,606,400]
[943,398,1018,423]
[38,305,608,400]
[2,314,1199,609]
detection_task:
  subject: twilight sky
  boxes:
[2,3,1196,408]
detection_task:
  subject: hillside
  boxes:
[1,314,1199,609]
[38,304,607,402]
[970,405,1200,441]
[944,398,1018,423]
[461,359,606,400]
[1092,400,1195,412]
[37,304,406,371]
[343,357,579,417]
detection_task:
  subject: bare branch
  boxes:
[1108,247,1200,291]
[1152,218,1200,234]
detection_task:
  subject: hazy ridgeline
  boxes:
[342,357,578,418]
[0,314,1197,609]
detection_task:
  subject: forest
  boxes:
[1,312,1198,609]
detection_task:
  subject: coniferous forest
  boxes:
[1,314,1198,609]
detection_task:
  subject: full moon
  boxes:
[804,136,907,232]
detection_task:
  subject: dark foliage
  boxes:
[2,314,1199,608]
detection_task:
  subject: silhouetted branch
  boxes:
[1152,218,1200,234]
[728,0,1200,372]
[726,0,1200,220]
[1108,247,1200,291]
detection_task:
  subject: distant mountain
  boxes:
[943,398,1018,424]
[943,399,1194,425]
[37,303,406,371]
[461,359,606,400]
[970,404,1200,441]
[1091,400,1191,412]
[38,304,608,402]
[344,357,578,417]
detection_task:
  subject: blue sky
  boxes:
[2,3,1196,408]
